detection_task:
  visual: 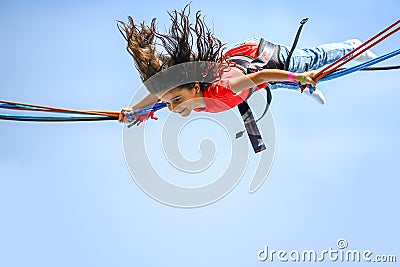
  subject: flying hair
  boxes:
[117,4,226,87]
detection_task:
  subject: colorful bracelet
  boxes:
[288,72,295,82]
[299,75,305,85]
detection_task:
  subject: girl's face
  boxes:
[157,83,204,117]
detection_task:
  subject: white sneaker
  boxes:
[299,87,326,105]
[347,39,377,62]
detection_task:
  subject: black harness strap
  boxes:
[237,101,266,152]
[227,38,281,153]
[284,18,309,71]
[227,21,309,153]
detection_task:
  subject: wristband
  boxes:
[288,72,295,82]
[299,75,305,84]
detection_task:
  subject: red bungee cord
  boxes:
[313,19,400,81]
[0,100,119,118]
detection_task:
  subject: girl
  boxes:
[118,6,375,122]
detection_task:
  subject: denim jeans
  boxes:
[269,40,355,91]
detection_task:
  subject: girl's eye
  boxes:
[173,97,181,103]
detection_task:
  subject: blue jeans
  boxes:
[269,40,355,91]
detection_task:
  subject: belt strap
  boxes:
[237,101,266,153]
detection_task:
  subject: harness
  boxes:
[225,19,309,153]
[225,38,282,153]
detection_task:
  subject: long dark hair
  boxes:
[117,4,226,86]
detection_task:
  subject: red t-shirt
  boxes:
[224,41,259,59]
[193,67,250,113]
[193,41,264,113]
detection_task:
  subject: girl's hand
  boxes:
[118,108,132,123]
[294,70,317,86]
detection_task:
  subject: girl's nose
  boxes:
[168,102,180,112]
[169,102,177,111]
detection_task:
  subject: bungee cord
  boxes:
[0,100,165,125]
[314,19,399,81]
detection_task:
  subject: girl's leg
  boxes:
[279,40,355,72]
[272,40,376,104]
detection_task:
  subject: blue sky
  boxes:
[0,0,399,266]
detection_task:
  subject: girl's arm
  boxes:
[127,93,160,111]
[229,69,317,93]
[118,93,159,122]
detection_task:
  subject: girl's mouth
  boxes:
[176,108,186,114]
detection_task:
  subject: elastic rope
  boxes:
[0,100,120,117]
[319,48,400,82]
[334,65,400,71]
[0,101,167,123]
[359,65,400,71]
[314,19,399,81]
[0,114,116,122]
[314,19,399,80]
[316,26,400,80]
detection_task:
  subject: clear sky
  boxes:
[0,0,399,266]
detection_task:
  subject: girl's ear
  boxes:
[195,82,201,94]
